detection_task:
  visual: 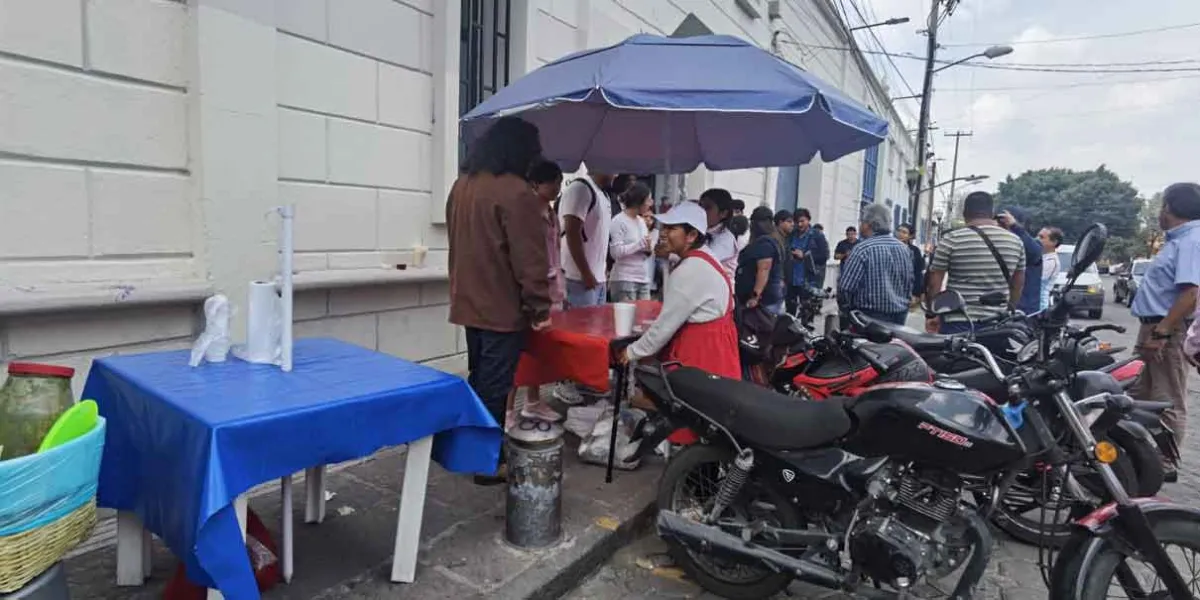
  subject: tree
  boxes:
[994,165,1141,243]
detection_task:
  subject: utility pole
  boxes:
[944,130,973,220]
[909,0,940,242]
[926,161,937,236]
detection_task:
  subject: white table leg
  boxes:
[206,495,249,600]
[116,511,146,586]
[304,465,326,524]
[142,528,154,578]
[281,475,294,583]
[390,435,433,583]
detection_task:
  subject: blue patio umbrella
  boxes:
[460,34,888,174]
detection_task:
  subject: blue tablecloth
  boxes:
[83,338,501,599]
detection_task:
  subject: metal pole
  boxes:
[908,0,940,234]
[945,131,972,221]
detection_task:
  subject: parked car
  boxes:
[1052,244,1105,318]
[1114,258,1152,307]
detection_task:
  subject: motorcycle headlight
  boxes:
[1016,340,1039,363]
[1087,284,1101,294]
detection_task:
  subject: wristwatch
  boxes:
[1151,326,1173,340]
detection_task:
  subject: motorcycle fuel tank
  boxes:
[840,381,1026,475]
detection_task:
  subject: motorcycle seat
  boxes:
[665,367,853,450]
[857,316,948,353]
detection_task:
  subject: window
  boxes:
[459,0,512,117]
[861,143,880,205]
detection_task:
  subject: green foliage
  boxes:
[994,165,1141,243]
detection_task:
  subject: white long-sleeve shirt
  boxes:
[627,247,730,360]
[609,212,652,283]
[707,225,739,280]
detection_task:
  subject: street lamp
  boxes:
[850,17,910,31]
[910,37,1013,243]
[933,45,1014,73]
[916,174,984,194]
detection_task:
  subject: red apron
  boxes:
[662,250,741,380]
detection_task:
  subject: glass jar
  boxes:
[0,363,76,460]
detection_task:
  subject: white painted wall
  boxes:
[0,0,913,391]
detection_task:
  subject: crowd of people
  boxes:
[447,116,1200,484]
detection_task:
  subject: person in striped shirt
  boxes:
[836,203,914,325]
[925,191,1025,334]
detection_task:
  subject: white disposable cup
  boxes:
[412,245,428,268]
[613,302,636,337]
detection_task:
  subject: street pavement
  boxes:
[565,276,1200,599]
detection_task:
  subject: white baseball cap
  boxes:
[656,201,709,233]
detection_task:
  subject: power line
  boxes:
[958,62,1200,74]
[939,21,1200,47]
[926,74,1200,92]
[799,43,1200,74]
[998,58,1200,68]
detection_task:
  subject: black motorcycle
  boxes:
[633,224,1200,599]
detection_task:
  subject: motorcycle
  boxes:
[857,304,1180,491]
[634,224,1200,599]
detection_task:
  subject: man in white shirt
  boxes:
[560,170,614,307]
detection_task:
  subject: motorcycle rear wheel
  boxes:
[657,444,801,600]
[1051,513,1200,598]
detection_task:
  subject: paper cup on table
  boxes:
[412,245,428,268]
[614,302,636,337]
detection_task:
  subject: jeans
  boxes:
[566,279,607,308]
[765,301,785,316]
[609,280,651,302]
[939,320,974,335]
[465,327,526,430]
[841,309,907,329]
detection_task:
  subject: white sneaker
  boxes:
[553,383,587,406]
[521,401,563,423]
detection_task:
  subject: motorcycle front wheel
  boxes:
[1051,513,1200,598]
[986,436,1140,549]
[657,444,801,600]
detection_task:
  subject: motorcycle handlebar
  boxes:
[1079,324,1126,337]
[944,338,1008,385]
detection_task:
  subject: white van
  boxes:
[1053,244,1106,318]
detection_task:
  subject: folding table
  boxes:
[83,338,502,599]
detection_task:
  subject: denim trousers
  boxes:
[464,327,526,428]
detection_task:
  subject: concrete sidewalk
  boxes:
[64,440,661,600]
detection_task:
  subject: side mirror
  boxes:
[978,291,1007,307]
[928,290,968,316]
[1069,224,1109,279]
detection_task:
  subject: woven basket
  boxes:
[0,500,96,593]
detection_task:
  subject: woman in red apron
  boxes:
[619,201,740,379]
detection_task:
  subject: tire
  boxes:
[1051,512,1200,599]
[657,445,797,600]
[989,439,1139,549]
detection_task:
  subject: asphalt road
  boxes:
[566,276,1200,599]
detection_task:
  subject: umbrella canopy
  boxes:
[461,34,889,174]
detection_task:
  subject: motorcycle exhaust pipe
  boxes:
[657,510,848,590]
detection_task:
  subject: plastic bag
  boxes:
[163,508,280,599]
[578,407,645,470]
[190,294,232,367]
[0,418,104,536]
[564,403,608,439]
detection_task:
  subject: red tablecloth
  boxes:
[514,301,662,392]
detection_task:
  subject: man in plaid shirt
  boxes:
[837,203,914,325]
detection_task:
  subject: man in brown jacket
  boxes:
[447,117,552,484]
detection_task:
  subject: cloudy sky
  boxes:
[839,0,1200,206]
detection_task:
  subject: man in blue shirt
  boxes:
[838,203,914,325]
[1130,182,1200,446]
[997,207,1043,314]
[786,208,830,314]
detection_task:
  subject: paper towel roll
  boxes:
[238,281,281,364]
